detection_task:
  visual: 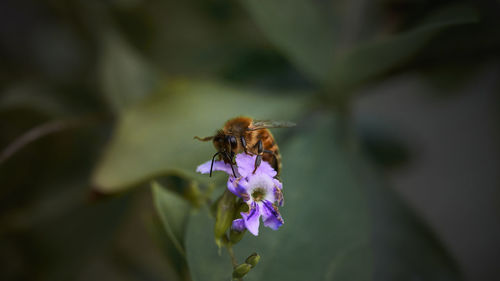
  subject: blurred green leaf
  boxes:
[0,83,66,116]
[32,194,130,281]
[241,1,477,90]
[151,181,191,256]
[326,2,478,94]
[362,166,461,280]
[240,0,337,84]
[92,79,307,193]
[99,30,159,113]
[185,113,461,281]
[357,121,411,169]
[185,209,233,280]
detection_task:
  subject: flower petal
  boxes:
[236,182,251,201]
[227,178,250,201]
[261,200,283,230]
[273,178,283,190]
[234,154,255,177]
[274,186,284,206]
[226,177,238,196]
[196,159,233,175]
[231,219,246,232]
[235,153,277,178]
[241,202,261,236]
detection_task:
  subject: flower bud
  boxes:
[229,228,246,244]
[232,263,251,279]
[245,253,260,268]
[210,196,221,217]
[215,234,229,251]
[183,180,204,208]
[214,190,237,242]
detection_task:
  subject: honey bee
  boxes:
[195,117,295,177]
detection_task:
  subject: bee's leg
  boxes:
[252,140,263,174]
[224,151,237,177]
[230,151,235,163]
[253,155,262,174]
[229,162,237,177]
[240,136,249,154]
[263,150,274,154]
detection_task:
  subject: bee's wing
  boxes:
[248,120,296,131]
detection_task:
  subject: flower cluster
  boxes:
[197,153,284,236]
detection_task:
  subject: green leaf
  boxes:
[241,1,477,89]
[0,83,65,116]
[239,0,337,84]
[185,113,461,281]
[326,3,478,93]
[32,194,131,281]
[328,27,477,94]
[92,79,307,193]
[98,30,159,113]
[152,181,191,256]
[363,168,461,280]
[185,209,234,281]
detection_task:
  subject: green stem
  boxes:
[226,245,243,281]
[226,245,238,268]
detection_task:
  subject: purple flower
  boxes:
[197,153,284,236]
[230,173,284,235]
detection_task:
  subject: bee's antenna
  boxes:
[194,136,214,142]
[210,152,220,177]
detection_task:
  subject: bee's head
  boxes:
[210,130,238,177]
[212,130,226,154]
[213,131,237,158]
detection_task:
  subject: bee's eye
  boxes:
[228,136,237,149]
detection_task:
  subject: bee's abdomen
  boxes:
[259,130,281,175]
[265,147,281,175]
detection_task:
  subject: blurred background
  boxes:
[0,0,499,280]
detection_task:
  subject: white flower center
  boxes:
[246,174,275,203]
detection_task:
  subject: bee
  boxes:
[195,117,295,177]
